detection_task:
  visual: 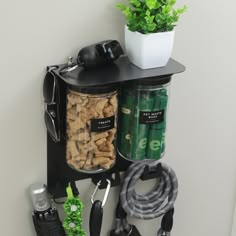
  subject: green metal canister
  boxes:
[118,77,171,161]
[147,89,168,159]
[130,91,154,160]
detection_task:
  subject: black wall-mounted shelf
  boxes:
[47,56,185,199]
[53,56,185,87]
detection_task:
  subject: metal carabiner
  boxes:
[59,56,78,75]
[91,179,111,207]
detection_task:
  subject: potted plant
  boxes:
[116,0,187,69]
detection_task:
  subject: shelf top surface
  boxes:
[52,56,185,87]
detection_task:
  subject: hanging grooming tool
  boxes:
[63,184,85,236]
[90,179,111,236]
[119,161,178,235]
[29,183,66,236]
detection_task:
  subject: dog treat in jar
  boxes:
[66,84,118,173]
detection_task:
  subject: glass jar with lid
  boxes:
[66,84,118,173]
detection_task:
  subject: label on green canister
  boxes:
[139,110,164,124]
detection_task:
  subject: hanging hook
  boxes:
[91,179,111,207]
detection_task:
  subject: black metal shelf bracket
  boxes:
[46,56,185,199]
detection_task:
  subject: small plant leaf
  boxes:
[148,23,156,31]
[146,0,158,10]
[116,0,187,34]
[130,0,141,7]
[116,3,127,11]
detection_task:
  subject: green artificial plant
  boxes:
[116,0,187,34]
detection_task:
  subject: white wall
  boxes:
[1,0,236,235]
[232,208,236,235]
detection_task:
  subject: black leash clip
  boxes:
[157,208,174,236]
[110,202,142,236]
[90,179,111,236]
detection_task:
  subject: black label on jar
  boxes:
[91,116,115,132]
[139,110,164,124]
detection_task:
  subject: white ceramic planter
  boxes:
[125,26,175,69]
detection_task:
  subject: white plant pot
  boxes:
[125,26,175,69]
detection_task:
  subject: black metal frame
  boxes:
[46,56,186,198]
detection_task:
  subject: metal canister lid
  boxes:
[125,76,171,87]
[68,83,118,95]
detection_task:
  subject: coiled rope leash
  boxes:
[111,161,178,236]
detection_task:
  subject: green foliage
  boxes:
[116,0,187,34]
